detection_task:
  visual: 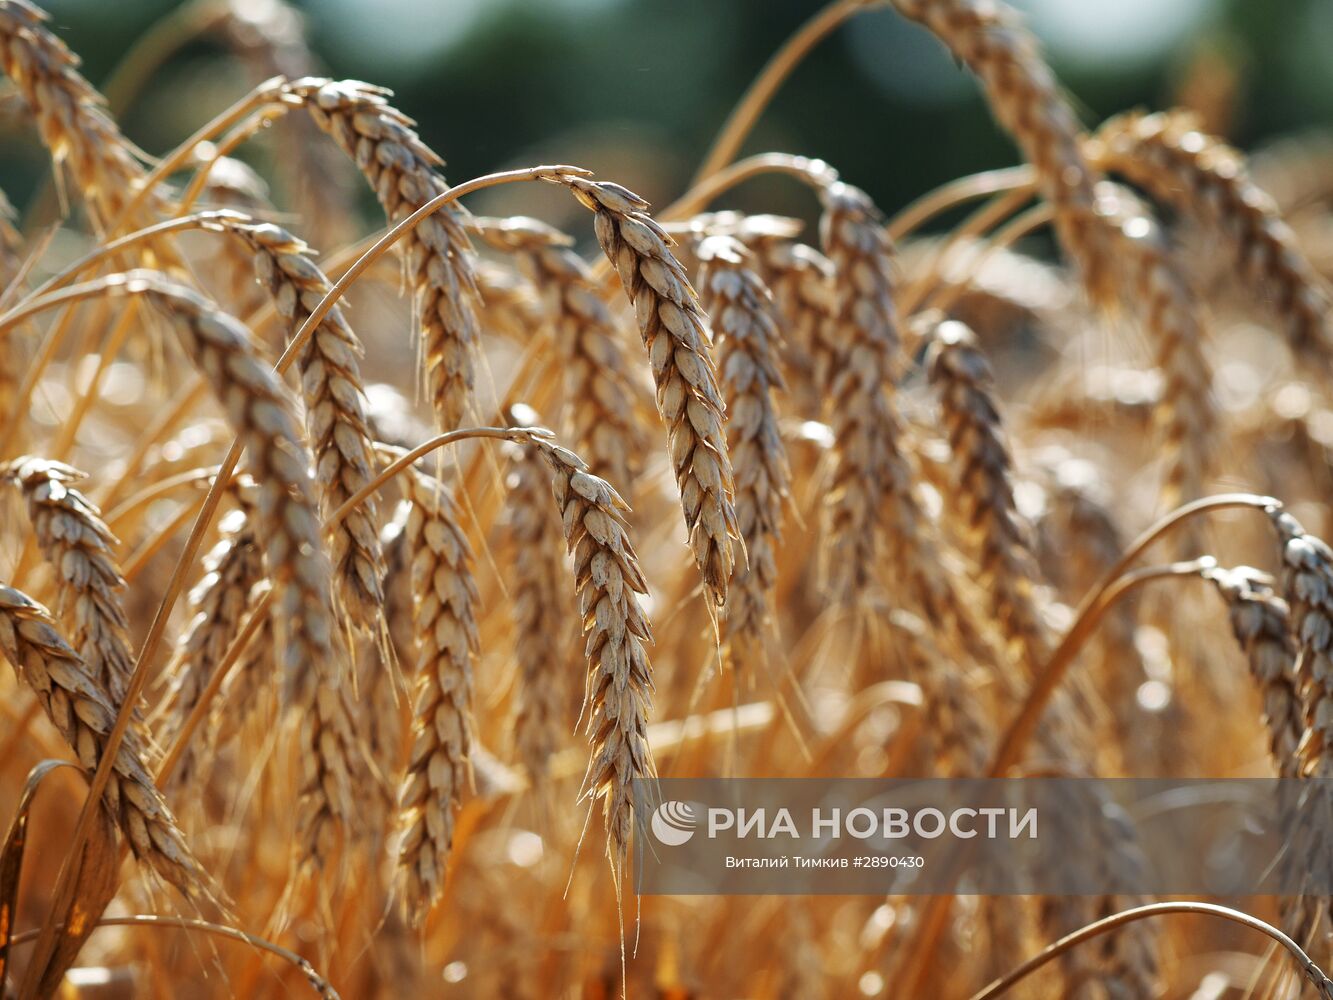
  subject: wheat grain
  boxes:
[290,77,481,429]
[474,258,545,345]
[0,584,213,901]
[1,457,135,704]
[529,434,653,872]
[695,235,790,659]
[397,464,478,920]
[214,216,385,631]
[889,0,1113,304]
[560,175,739,609]
[1094,110,1333,368]
[473,216,650,490]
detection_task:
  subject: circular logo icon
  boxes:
[650,800,698,846]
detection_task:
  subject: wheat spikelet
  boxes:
[473,216,649,489]
[161,502,263,785]
[505,434,574,786]
[529,435,653,872]
[560,175,739,609]
[0,0,168,232]
[1094,110,1333,367]
[1,457,135,704]
[695,235,790,658]
[214,216,385,630]
[0,584,213,900]
[290,78,481,429]
[1205,565,1303,777]
[397,465,478,920]
[889,0,1113,304]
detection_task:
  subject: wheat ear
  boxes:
[161,501,263,785]
[560,175,739,609]
[529,435,654,873]
[0,0,167,231]
[695,235,791,658]
[506,434,574,786]
[1,457,136,705]
[127,274,337,700]
[397,465,478,921]
[474,216,650,490]
[0,584,213,900]
[889,0,1113,304]
[214,217,385,630]
[290,78,481,429]
[1101,191,1215,512]
[1094,110,1333,368]
[1205,565,1303,778]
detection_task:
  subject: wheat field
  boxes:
[2,0,1333,996]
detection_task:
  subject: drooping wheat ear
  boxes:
[559,175,739,609]
[529,435,654,872]
[889,0,1114,305]
[1269,509,1333,775]
[473,259,545,345]
[214,0,357,250]
[817,181,908,601]
[289,78,481,429]
[129,274,338,702]
[214,217,385,630]
[161,501,263,786]
[472,216,650,490]
[505,435,574,786]
[742,229,837,416]
[1261,509,1333,950]
[0,584,213,901]
[0,0,168,233]
[205,579,276,755]
[1204,565,1303,778]
[1099,186,1215,512]
[1,457,134,705]
[891,610,991,776]
[1094,110,1333,368]
[695,236,791,659]
[397,465,478,921]
[925,319,1050,676]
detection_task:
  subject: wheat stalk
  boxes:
[889,0,1113,304]
[0,584,213,901]
[397,464,478,921]
[213,216,385,631]
[1094,110,1333,369]
[474,216,650,490]
[695,235,790,658]
[290,77,481,429]
[529,434,654,873]
[1,457,135,704]
[559,175,739,610]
